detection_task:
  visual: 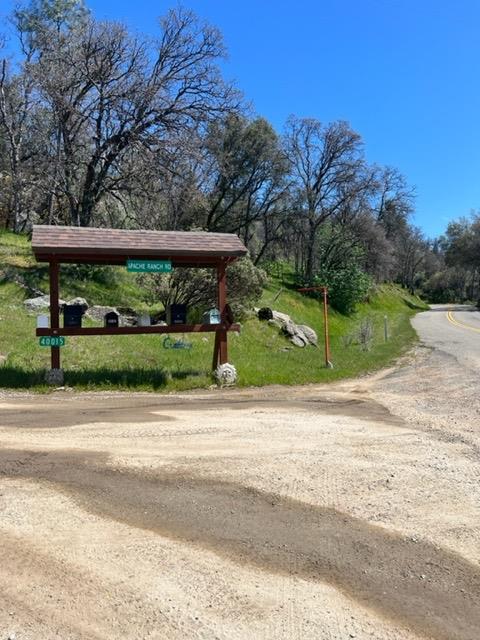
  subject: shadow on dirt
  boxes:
[0,365,206,391]
[1,448,479,640]
[0,392,402,429]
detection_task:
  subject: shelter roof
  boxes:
[32,225,248,265]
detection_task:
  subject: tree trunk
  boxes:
[47,127,62,224]
[9,146,22,233]
[304,217,317,283]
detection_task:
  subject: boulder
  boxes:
[86,305,119,323]
[268,313,294,333]
[116,307,137,327]
[297,324,318,346]
[272,310,291,324]
[266,309,317,348]
[282,319,300,338]
[291,334,307,348]
[24,295,66,312]
[86,305,136,327]
[268,317,283,330]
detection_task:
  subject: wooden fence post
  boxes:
[49,260,61,370]
[212,260,228,369]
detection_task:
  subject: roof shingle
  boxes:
[32,225,248,261]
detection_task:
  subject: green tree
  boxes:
[314,264,372,315]
[202,113,290,259]
[14,0,89,48]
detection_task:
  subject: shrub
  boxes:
[138,257,266,320]
[61,263,122,286]
[357,317,374,351]
[227,257,266,317]
[313,264,372,315]
[421,268,467,303]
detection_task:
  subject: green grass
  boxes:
[0,230,428,392]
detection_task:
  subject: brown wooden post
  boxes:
[212,259,228,369]
[49,260,60,370]
[323,286,333,368]
[212,330,220,371]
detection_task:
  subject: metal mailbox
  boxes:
[104,311,119,327]
[166,304,187,325]
[63,304,83,328]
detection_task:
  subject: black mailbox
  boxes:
[63,304,83,328]
[166,304,187,325]
[104,311,119,328]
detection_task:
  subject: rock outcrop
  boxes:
[86,305,119,323]
[24,295,66,312]
[86,305,136,326]
[257,308,318,348]
[296,324,318,346]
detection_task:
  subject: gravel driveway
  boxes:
[0,306,479,640]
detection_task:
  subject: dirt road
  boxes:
[1,307,480,640]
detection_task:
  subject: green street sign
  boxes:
[127,259,172,273]
[39,336,65,347]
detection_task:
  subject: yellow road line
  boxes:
[446,310,480,334]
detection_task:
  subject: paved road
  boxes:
[412,304,480,371]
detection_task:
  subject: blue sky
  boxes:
[2,0,480,238]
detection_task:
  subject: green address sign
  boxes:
[39,336,65,347]
[127,259,172,273]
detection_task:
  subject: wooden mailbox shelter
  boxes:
[32,225,248,372]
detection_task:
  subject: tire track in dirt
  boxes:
[1,448,479,640]
[269,477,301,640]
[0,532,185,640]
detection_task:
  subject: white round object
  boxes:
[214,363,237,386]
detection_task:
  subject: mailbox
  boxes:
[104,311,119,328]
[36,314,49,328]
[202,308,221,324]
[138,314,151,327]
[166,304,187,325]
[63,304,83,328]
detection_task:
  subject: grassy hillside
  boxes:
[0,230,428,391]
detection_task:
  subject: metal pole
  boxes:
[323,287,333,368]
[297,285,333,369]
[384,315,389,342]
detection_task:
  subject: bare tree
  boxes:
[27,7,236,226]
[283,116,367,282]
[5,1,90,226]
[0,49,37,231]
[372,165,414,237]
[396,226,427,293]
